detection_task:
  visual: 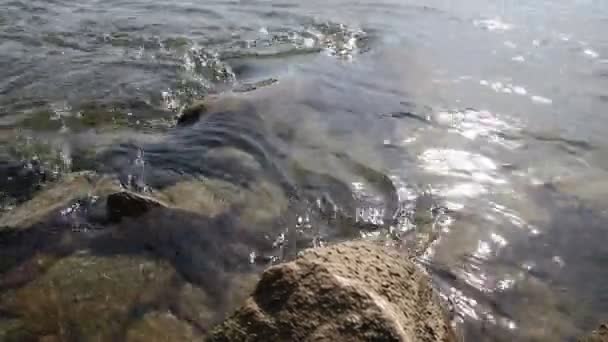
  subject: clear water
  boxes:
[1,0,608,340]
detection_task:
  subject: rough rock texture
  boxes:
[208,241,456,342]
[580,324,608,342]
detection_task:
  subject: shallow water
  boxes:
[1,0,608,340]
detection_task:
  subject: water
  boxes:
[1,0,608,340]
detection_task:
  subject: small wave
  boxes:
[224,21,369,60]
[473,18,513,32]
[583,49,600,59]
[436,108,522,149]
[419,148,506,185]
[530,95,552,105]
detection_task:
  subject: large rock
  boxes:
[208,241,456,342]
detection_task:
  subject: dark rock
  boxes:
[106,191,167,222]
[580,324,608,342]
[177,101,208,126]
[233,78,278,93]
[208,241,456,342]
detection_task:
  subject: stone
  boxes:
[177,101,207,126]
[106,191,167,222]
[580,324,608,342]
[0,253,175,341]
[0,172,121,230]
[177,94,256,127]
[158,178,287,226]
[125,311,201,342]
[208,241,456,342]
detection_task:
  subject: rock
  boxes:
[177,95,256,127]
[580,324,608,342]
[125,312,201,342]
[177,101,207,126]
[208,241,456,342]
[0,172,121,230]
[233,78,278,93]
[106,191,167,222]
[158,178,287,226]
[0,253,176,341]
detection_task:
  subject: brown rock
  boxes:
[0,172,121,230]
[177,101,207,126]
[106,191,167,222]
[208,241,456,342]
[580,324,608,342]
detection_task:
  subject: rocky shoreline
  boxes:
[0,184,455,341]
[1,97,604,341]
[0,164,456,341]
[1,161,606,341]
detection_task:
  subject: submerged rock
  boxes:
[106,191,167,222]
[580,324,608,342]
[158,178,287,227]
[0,172,121,230]
[177,101,208,126]
[0,253,177,341]
[125,311,200,342]
[208,241,456,342]
[177,94,257,127]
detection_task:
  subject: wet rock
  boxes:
[208,241,456,342]
[177,101,208,126]
[158,178,287,226]
[106,191,167,222]
[125,311,201,342]
[177,94,257,127]
[233,78,278,93]
[0,253,175,341]
[18,109,64,131]
[580,324,608,342]
[18,104,129,132]
[0,172,121,230]
[205,147,262,173]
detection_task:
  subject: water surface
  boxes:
[1,0,608,340]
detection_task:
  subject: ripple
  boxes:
[222,21,369,61]
[530,95,553,105]
[436,108,521,148]
[473,18,513,32]
[419,148,506,184]
[583,48,600,59]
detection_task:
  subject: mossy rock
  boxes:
[19,110,64,131]
[18,104,132,132]
[0,253,176,341]
[0,171,120,230]
[159,177,287,226]
[72,103,130,129]
[125,312,200,342]
[162,37,191,50]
